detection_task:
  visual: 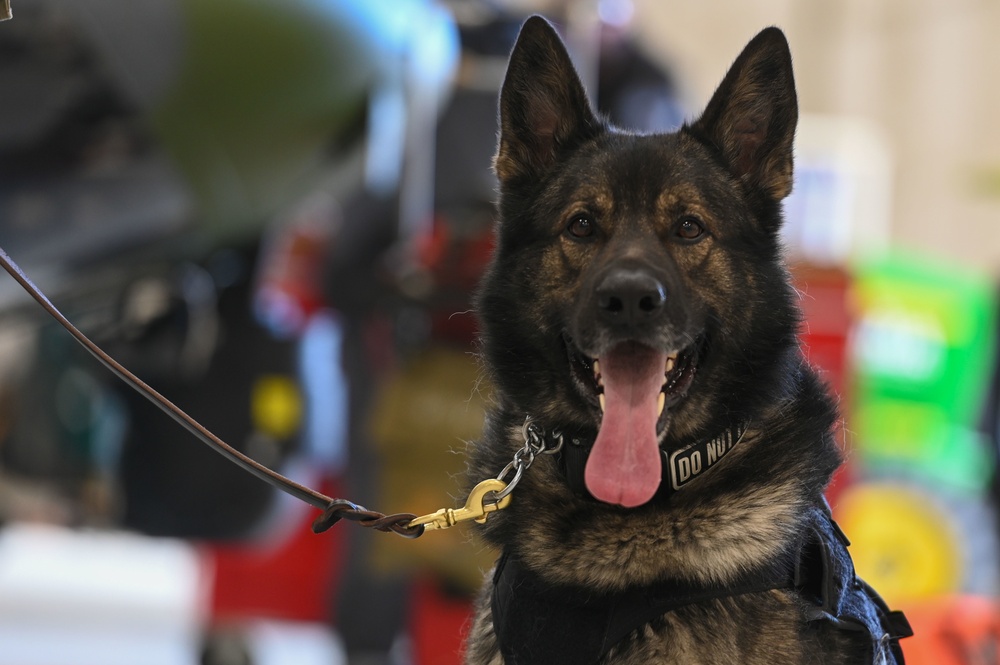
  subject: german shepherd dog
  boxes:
[464,17,909,665]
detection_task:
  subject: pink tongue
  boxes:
[585,343,666,507]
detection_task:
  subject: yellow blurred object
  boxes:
[369,346,494,591]
[251,375,303,440]
[1,0,11,21]
[835,484,961,605]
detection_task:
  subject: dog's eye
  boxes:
[675,217,706,242]
[566,213,596,239]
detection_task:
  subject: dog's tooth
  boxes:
[593,360,600,376]
[599,393,606,412]
[658,392,665,416]
[665,357,675,373]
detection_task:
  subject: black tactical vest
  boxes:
[491,504,911,664]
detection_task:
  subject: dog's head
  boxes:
[477,17,802,507]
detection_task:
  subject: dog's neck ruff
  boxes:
[547,421,749,502]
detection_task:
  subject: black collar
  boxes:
[555,423,749,501]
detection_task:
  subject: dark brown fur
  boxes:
[465,17,896,664]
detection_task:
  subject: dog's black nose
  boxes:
[596,268,666,326]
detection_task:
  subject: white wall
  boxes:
[629,0,1000,274]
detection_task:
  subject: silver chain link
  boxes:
[494,417,563,500]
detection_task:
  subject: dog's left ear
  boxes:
[689,27,798,201]
[494,16,600,186]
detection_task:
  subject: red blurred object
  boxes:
[793,265,852,398]
[792,265,854,506]
[409,577,475,665]
[824,461,854,510]
[416,214,495,344]
[205,480,345,623]
[416,215,495,295]
[902,596,1000,665]
[255,195,338,336]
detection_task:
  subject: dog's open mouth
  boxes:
[566,336,700,507]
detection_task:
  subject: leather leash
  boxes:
[0,247,424,537]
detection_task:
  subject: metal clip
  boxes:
[407,478,512,532]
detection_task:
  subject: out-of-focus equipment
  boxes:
[0,0,457,297]
[840,252,999,605]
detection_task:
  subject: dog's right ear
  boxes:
[494,16,599,186]
[689,27,798,202]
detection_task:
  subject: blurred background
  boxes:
[0,0,998,664]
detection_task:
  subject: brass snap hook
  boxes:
[408,478,512,532]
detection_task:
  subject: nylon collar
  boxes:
[553,422,749,500]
